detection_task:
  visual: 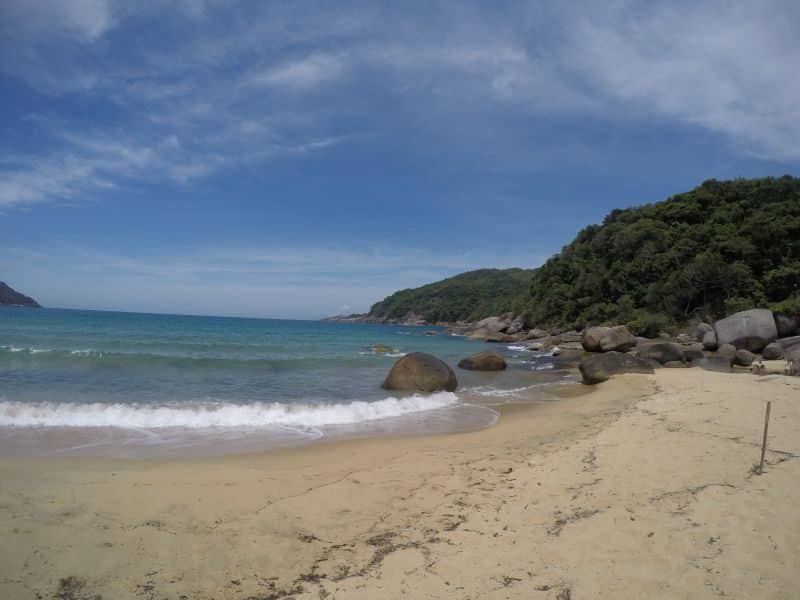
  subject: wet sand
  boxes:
[1,369,799,598]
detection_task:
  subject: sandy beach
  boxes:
[1,368,799,599]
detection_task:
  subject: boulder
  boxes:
[506,315,526,335]
[468,328,492,341]
[637,341,685,365]
[733,349,755,367]
[553,348,582,369]
[382,352,458,393]
[775,314,799,338]
[778,335,800,354]
[702,330,718,351]
[579,352,654,385]
[682,344,705,362]
[581,326,637,353]
[474,315,511,334]
[457,351,507,371]
[762,343,784,361]
[525,328,549,340]
[371,343,394,354]
[714,308,777,353]
[695,322,714,342]
[717,343,737,360]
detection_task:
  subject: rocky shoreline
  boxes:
[369,307,800,393]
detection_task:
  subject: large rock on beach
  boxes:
[778,336,800,361]
[733,348,756,367]
[457,351,507,371]
[775,314,799,338]
[714,308,777,353]
[695,322,714,342]
[637,341,685,365]
[578,351,655,385]
[702,330,718,351]
[762,343,784,360]
[382,352,458,393]
[581,326,637,353]
[717,343,737,360]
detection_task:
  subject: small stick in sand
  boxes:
[758,401,772,475]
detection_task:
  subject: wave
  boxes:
[0,345,367,371]
[0,392,460,429]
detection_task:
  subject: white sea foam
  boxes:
[0,392,460,429]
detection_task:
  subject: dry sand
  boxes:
[1,369,799,599]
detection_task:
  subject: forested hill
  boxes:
[368,268,534,323]
[0,282,41,308]
[529,176,800,332]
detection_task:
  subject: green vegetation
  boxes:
[529,176,800,332]
[368,268,534,323]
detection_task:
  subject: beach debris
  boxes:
[758,401,772,475]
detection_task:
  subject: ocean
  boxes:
[0,307,573,457]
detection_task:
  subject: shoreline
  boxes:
[2,369,799,598]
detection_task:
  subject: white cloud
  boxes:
[245,53,346,90]
[561,1,800,159]
[1,1,799,210]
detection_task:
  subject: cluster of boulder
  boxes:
[578,308,800,385]
[378,308,800,393]
[381,349,509,393]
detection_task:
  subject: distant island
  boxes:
[327,176,800,335]
[0,282,41,308]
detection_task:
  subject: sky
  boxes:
[1,0,799,319]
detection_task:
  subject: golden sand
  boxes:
[1,369,798,599]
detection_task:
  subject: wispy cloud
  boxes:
[1,0,799,210]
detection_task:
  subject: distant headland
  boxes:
[0,282,41,308]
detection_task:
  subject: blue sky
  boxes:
[1,0,798,318]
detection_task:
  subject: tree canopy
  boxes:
[529,176,800,333]
[368,268,534,323]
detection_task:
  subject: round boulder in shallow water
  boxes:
[382,352,458,393]
[733,349,756,367]
[458,350,507,371]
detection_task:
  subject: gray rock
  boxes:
[579,351,655,384]
[775,314,799,338]
[473,315,511,335]
[714,308,777,353]
[663,361,689,368]
[702,330,718,350]
[733,349,756,367]
[778,336,800,353]
[717,343,737,360]
[637,341,685,365]
[458,351,507,371]
[682,344,705,362]
[581,326,637,353]
[695,322,714,342]
[382,352,458,392]
[553,348,583,369]
[762,343,784,361]
[525,328,549,340]
[505,315,526,335]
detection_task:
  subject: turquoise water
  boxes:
[0,307,570,456]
